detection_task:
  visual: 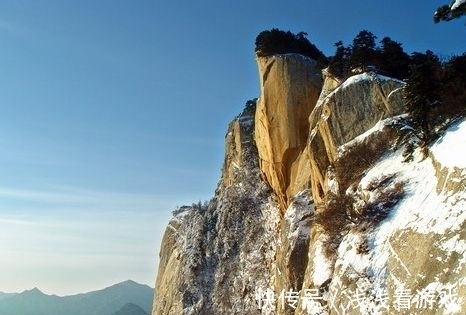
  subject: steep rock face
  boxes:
[254,54,322,210]
[307,73,405,203]
[153,106,281,315]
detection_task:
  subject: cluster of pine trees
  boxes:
[328,30,411,80]
[327,30,466,150]
[254,29,327,65]
[404,51,466,151]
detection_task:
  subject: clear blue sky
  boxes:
[0,1,464,296]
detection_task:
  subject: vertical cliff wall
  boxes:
[254,54,322,210]
[153,53,465,315]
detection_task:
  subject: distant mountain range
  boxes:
[0,280,153,315]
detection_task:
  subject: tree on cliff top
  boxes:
[255,28,327,64]
[379,37,410,79]
[328,31,410,80]
[403,51,442,157]
[328,40,352,78]
[434,0,466,23]
[349,29,378,69]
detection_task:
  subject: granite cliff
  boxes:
[153,53,465,314]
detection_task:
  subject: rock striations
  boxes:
[153,53,466,314]
[255,54,322,210]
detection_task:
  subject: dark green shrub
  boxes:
[255,28,327,65]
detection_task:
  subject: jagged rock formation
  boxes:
[153,53,465,315]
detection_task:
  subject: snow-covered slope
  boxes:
[318,119,466,314]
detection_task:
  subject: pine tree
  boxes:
[437,53,466,119]
[254,28,327,64]
[350,30,378,70]
[379,37,410,79]
[434,1,466,23]
[404,51,442,155]
[328,40,351,78]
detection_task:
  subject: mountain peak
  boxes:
[109,280,152,290]
[119,280,138,286]
[153,46,466,314]
[22,287,44,296]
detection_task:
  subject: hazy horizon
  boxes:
[0,279,153,296]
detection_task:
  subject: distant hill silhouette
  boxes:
[0,280,153,315]
[111,303,149,315]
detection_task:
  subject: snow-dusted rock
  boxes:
[308,72,405,204]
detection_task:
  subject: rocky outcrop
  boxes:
[153,51,465,315]
[254,54,322,210]
[307,73,405,203]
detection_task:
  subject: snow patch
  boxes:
[359,147,466,235]
[431,118,466,169]
[340,73,372,90]
[336,233,370,278]
[376,74,405,85]
[338,73,404,91]
[440,235,466,273]
[313,235,333,286]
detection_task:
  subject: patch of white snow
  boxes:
[313,235,333,286]
[340,73,371,90]
[431,118,466,169]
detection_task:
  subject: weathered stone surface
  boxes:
[273,191,314,315]
[254,54,322,210]
[152,213,184,314]
[431,154,466,196]
[308,73,405,203]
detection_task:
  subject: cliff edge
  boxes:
[152,53,465,315]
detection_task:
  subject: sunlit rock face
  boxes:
[153,52,465,315]
[307,72,405,204]
[254,54,322,210]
